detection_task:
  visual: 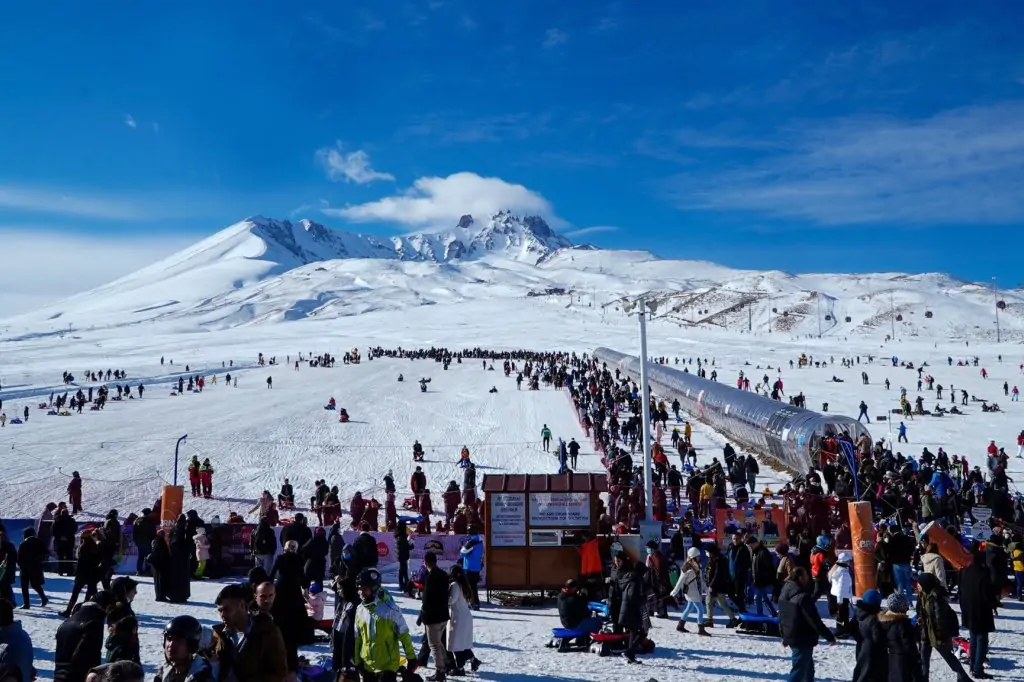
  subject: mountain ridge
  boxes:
[4,211,1022,341]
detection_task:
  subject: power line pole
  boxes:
[890,291,895,340]
[637,298,654,521]
[993,277,1001,343]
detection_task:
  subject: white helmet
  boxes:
[686,547,702,560]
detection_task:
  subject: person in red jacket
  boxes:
[67,472,83,513]
[199,459,214,499]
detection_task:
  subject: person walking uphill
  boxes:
[778,567,836,682]
[541,424,552,451]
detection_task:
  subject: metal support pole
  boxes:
[994,278,1001,343]
[638,300,655,520]
[172,434,188,486]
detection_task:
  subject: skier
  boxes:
[541,424,552,451]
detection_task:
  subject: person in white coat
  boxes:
[447,565,481,676]
[670,548,710,636]
[827,550,854,636]
[194,527,211,578]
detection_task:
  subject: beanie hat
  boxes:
[885,592,909,614]
[686,547,702,560]
[860,589,882,609]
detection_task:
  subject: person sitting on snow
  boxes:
[326,397,336,410]
[338,408,350,422]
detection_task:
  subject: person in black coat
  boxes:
[270,541,311,647]
[280,514,313,549]
[960,546,996,678]
[394,521,412,591]
[610,552,646,664]
[16,527,47,609]
[878,592,923,682]
[62,532,102,616]
[53,592,113,682]
[148,533,171,602]
[351,525,378,574]
[417,553,452,674]
[778,567,836,680]
[53,508,78,577]
[983,537,1008,607]
[851,589,887,682]
[300,528,329,588]
[166,516,191,604]
[0,529,18,605]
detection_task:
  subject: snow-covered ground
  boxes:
[3,296,1024,681]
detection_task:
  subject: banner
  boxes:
[714,506,787,549]
[489,493,526,546]
[528,492,590,527]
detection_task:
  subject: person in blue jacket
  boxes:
[460,534,484,610]
[929,468,953,499]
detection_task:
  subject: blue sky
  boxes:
[1,0,1022,310]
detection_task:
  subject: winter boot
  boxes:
[697,623,711,636]
[676,621,689,633]
[470,658,481,672]
[726,617,740,628]
[701,619,714,629]
[425,673,446,682]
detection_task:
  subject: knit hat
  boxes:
[885,592,909,614]
[860,589,882,609]
[686,547,702,560]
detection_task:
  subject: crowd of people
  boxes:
[2,346,1023,682]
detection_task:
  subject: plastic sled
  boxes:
[737,612,780,637]
[47,410,58,416]
[548,617,604,652]
[587,601,611,618]
[324,404,336,410]
[589,632,655,657]
[953,636,970,662]
[9,418,23,425]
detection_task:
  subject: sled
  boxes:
[339,414,350,423]
[589,632,655,657]
[324,404,336,410]
[953,636,971,662]
[547,617,604,652]
[47,410,58,416]
[736,612,780,637]
[401,497,419,511]
[9,418,23,425]
[587,601,611,618]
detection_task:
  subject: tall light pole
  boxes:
[993,278,1001,343]
[172,434,188,486]
[636,297,655,521]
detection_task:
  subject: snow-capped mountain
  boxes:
[4,212,1022,341]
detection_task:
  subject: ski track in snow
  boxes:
[2,300,1024,681]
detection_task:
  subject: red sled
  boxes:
[589,632,655,657]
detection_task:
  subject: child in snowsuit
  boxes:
[194,527,210,578]
[199,459,214,498]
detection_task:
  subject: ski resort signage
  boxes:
[481,473,607,591]
[528,492,590,527]
[489,493,526,546]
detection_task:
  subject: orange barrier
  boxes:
[848,501,877,596]
[921,521,974,570]
[161,485,184,527]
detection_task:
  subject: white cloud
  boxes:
[325,172,560,227]
[543,28,567,49]
[565,225,618,239]
[0,184,146,220]
[675,103,1024,225]
[315,143,395,184]
[124,114,137,129]
[0,228,192,317]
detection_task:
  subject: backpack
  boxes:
[667,561,681,589]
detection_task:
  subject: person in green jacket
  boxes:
[541,424,552,451]
[354,569,417,682]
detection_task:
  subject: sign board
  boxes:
[489,493,526,546]
[972,522,993,541]
[529,492,591,527]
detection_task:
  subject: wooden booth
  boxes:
[482,473,607,593]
